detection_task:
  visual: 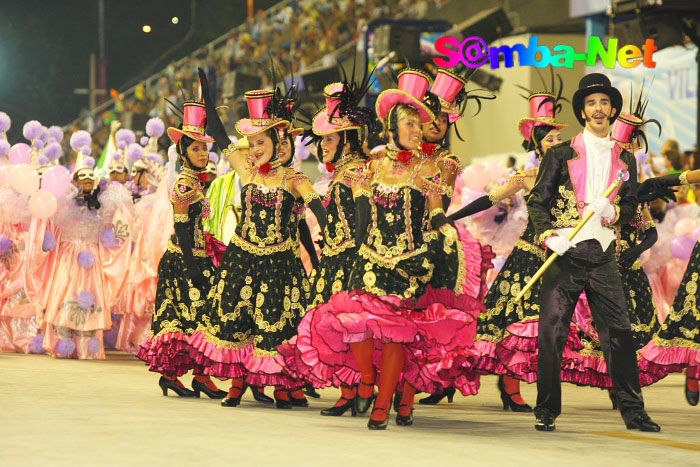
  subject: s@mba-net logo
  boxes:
[434,35,659,69]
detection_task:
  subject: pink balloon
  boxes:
[28,190,57,219]
[692,227,700,244]
[0,164,9,186]
[41,165,71,198]
[674,218,697,238]
[670,235,695,261]
[460,167,482,191]
[8,143,31,165]
[9,163,39,195]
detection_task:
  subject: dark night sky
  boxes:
[0,0,277,140]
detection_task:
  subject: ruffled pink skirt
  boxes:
[137,332,202,377]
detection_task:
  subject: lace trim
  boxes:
[537,229,558,247]
[358,243,428,270]
[679,170,690,186]
[173,214,189,223]
[353,188,372,199]
[429,208,445,219]
[488,192,499,204]
[515,239,546,261]
[303,192,321,204]
[230,234,293,255]
[167,240,209,257]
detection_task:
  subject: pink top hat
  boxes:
[517,93,567,141]
[167,102,215,144]
[312,83,363,135]
[376,69,435,123]
[430,69,468,123]
[612,113,644,146]
[235,90,290,136]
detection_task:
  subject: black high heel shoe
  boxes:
[321,397,357,417]
[159,376,195,397]
[274,389,293,409]
[367,406,389,430]
[498,376,532,412]
[608,389,618,410]
[355,380,376,415]
[418,387,455,405]
[393,390,403,412]
[192,379,227,399]
[221,382,245,407]
[304,384,321,399]
[395,404,414,426]
[685,376,699,406]
[290,393,309,407]
[251,386,274,404]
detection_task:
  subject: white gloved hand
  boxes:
[167,144,179,192]
[590,196,615,221]
[546,235,572,256]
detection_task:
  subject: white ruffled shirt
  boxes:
[559,129,616,251]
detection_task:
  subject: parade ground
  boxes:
[2,350,698,466]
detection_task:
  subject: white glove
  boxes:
[167,144,179,192]
[546,235,572,256]
[590,196,615,221]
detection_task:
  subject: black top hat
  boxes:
[571,73,622,126]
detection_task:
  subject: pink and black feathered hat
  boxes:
[235,90,290,136]
[312,83,363,135]
[611,82,661,151]
[430,69,469,123]
[376,69,435,123]
[516,69,568,141]
[167,102,215,144]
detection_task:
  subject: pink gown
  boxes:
[24,183,133,359]
[0,188,40,353]
[115,179,173,354]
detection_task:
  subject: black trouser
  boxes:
[535,239,645,423]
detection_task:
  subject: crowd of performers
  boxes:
[1,62,699,432]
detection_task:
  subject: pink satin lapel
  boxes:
[567,133,587,217]
[607,144,627,200]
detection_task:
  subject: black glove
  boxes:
[638,174,681,204]
[306,197,327,232]
[354,194,371,247]
[298,219,319,269]
[431,212,454,231]
[198,67,231,152]
[447,195,493,222]
[174,221,208,290]
[619,226,657,269]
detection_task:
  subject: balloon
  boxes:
[9,163,39,195]
[692,227,700,244]
[460,167,482,191]
[40,165,71,198]
[670,236,695,261]
[0,164,9,186]
[674,218,698,238]
[28,190,57,219]
[8,143,31,165]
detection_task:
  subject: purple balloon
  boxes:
[670,236,695,261]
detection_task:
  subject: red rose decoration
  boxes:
[397,150,413,164]
[258,162,272,175]
[421,142,436,156]
[325,162,336,172]
[198,172,208,183]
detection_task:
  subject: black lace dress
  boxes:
[293,159,483,395]
[640,237,700,377]
[188,183,310,388]
[138,175,215,376]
